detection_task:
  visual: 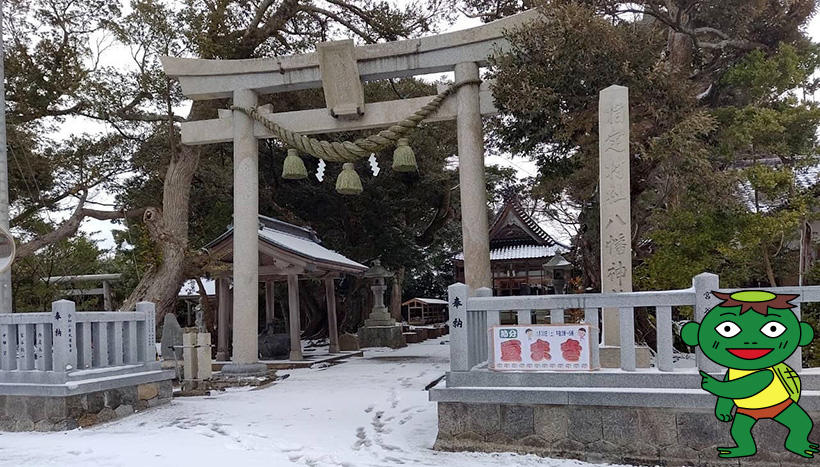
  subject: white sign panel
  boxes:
[489,324,593,371]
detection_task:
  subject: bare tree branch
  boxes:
[16,194,148,259]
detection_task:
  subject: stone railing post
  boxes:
[137,302,157,362]
[693,273,721,373]
[473,287,493,369]
[786,303,803,371]
[448,283,469,371]
[52,300,76,372]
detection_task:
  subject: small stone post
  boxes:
[476,287,493,369]
[693,273,721,373]
[182,330,197,385]
[786,303,802,371]
[197,332,212,380]
[448,282,469,371]
[52,299,76,373]
[137,301,156,362]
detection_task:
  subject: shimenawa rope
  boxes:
[230,79,482,163]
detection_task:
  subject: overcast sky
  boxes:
[45,7,820,251]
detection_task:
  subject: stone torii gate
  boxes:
[161,10,538,373]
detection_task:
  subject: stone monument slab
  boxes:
[160,314,183,362]
[598,85,633,365]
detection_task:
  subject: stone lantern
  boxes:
[357,260,407,348]
[363,260,395,326]
[543,253,571,294]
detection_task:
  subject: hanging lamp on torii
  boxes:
[160,9,539,374]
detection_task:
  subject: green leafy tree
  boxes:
[488,1,820,291]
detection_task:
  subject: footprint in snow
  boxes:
[352,426,372,450]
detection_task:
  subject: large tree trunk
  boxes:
[119,132,202,320]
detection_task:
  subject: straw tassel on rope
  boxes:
[392,138,417,172]
[282,148,308,179]
[336,163,363,195]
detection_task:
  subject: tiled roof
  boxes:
[489,201,556,246]
[455,244,561,261]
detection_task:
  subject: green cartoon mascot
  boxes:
[680,290,818,458]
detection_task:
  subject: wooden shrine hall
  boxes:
[454,199,569,296]
[206,215,368,362]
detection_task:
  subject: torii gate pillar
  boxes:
[222,88,266,375]
[455,62,492,291]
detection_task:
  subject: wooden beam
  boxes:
[63,288,104,296]
[181,86,496,145]
[102,280,112,311]
[325,278,339,354]
[287,274,302,361]
[265,280,275,326]
[44,274,122,283]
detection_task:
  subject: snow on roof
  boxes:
[544,253,571,268]
[795,163,820,189]
[454,244,561,261]
[178,278,216,297]
[258,227,367,271]
[206,215,368,273]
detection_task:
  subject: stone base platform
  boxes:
[0,378,173,432]
[432,371,820,467]
[358,325,407,349]
[434,401,820,466]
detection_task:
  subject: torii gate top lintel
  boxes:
[160,9,539,101]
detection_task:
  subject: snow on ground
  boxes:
[0,338,633,467]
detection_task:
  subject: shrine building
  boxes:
[454,199,569,296]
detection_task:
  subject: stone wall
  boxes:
[435,402,820,466]
[0,380,173,432]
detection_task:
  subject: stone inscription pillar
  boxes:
[598,85,632,347]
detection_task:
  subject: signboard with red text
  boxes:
[489,324,594,371]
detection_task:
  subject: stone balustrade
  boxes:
[432,272,820,466]
[0,300,174,431]
[444,272,820,376]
